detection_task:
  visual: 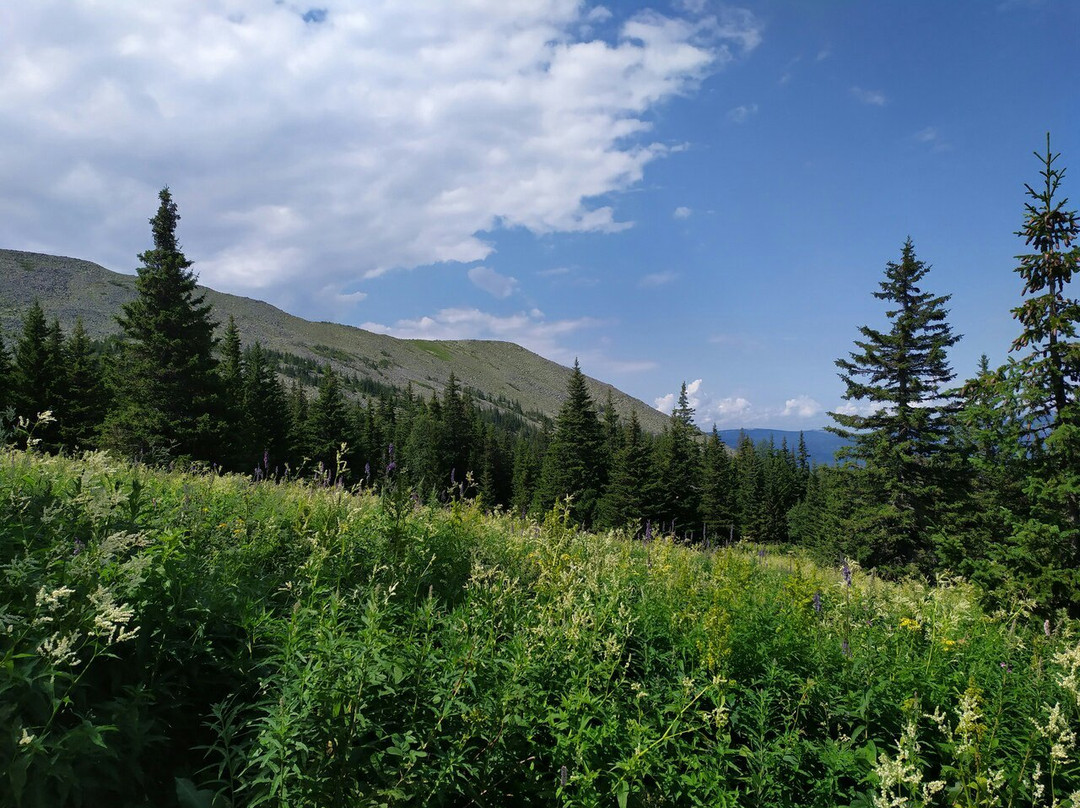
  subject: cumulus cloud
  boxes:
[673,205,692,219]
[654,377,703,414]
[781,395,822,418]
[639,270,678,288]
[0,1,762,313]
[851,86,887,106]
[655,379,827,427]
[468,265,518,298]
[726,102,758,123]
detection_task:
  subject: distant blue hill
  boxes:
[715,428,849,467]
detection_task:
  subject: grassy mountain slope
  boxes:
[0,248,672,432]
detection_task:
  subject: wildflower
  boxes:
[19,728,35,746]
[38,632,79,667]
[900,617,921,631]
[841,560,852,587]
[73,539,85,556]
[842,639,851,657]
[812,590,822,614]
[560,765,568,788]
[89,587,138,645]
[644,520,652,541]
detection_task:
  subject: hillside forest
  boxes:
[1,137,1078,615]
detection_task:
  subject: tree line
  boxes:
[2,135,1077,613]
[0,187,807,544]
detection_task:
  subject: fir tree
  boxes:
[828,239,960,570]
[286,380,314,464]
[103,187,222,461]
[309,364,349,474]
[1009,134,1080,433]
[596,410,657,531]
[537,360,604,524]
[240,343,290,474]
[11,301,58,422]
[60,318,108,450]
[701,427,737,544]
[0,330,11,416]
[655,382,702,537]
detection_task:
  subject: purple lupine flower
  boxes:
[386,461,397,475]
[841,639,850,657]
[73,539,85,556]
[841,561,852,587]
[263,449,270,470]
[559,765,568,788]
[644,520,652,541]
[451,468,456,485]
[758,547,766,561]
[364,462,371,480]
[813,590,822,614]
[387,443,395,459]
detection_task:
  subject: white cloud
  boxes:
[0,1,763,312]
[726,103,758,123]
[654,377,703,414]
[639,270,678,288]
[851,86,887,106]
[538,266,571,276]
[913,126,950,152]
[468,265,518,298]
[781,395,822,418]
[673,205,692,219]
[655,379,828,427]
[832,400,886,417]
[361,306,604,357]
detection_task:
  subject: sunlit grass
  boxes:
[2,447,1078,807]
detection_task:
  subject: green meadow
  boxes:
[3,447,1079,807]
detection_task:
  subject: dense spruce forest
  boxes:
[2,137,1078,617]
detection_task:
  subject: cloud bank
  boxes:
[0,1,761,313]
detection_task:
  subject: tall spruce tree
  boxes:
[12,303,53,417]
[60,318,108,450]
[595,409,657,531]
[103,187,221,462]
[0,330,11,416]
[537,360,604,524]
[828,239,960,570]
[960,137,1080,612]
[240,343,290,474]
[655,382,702,537]
[1010,134,1080,434]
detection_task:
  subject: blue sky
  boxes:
[1,1,1077,429]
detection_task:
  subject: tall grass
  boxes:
[2,447,1078,806]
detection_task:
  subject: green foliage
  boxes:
[5,449,1080,806]
[828,239,960,573]
[537,360,605,525]
[103,187,222,462]
[11,303,63,447]
[950,136,1080,615]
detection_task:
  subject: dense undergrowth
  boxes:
[3,448,1080,807]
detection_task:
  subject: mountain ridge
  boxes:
[0,248,673,433]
